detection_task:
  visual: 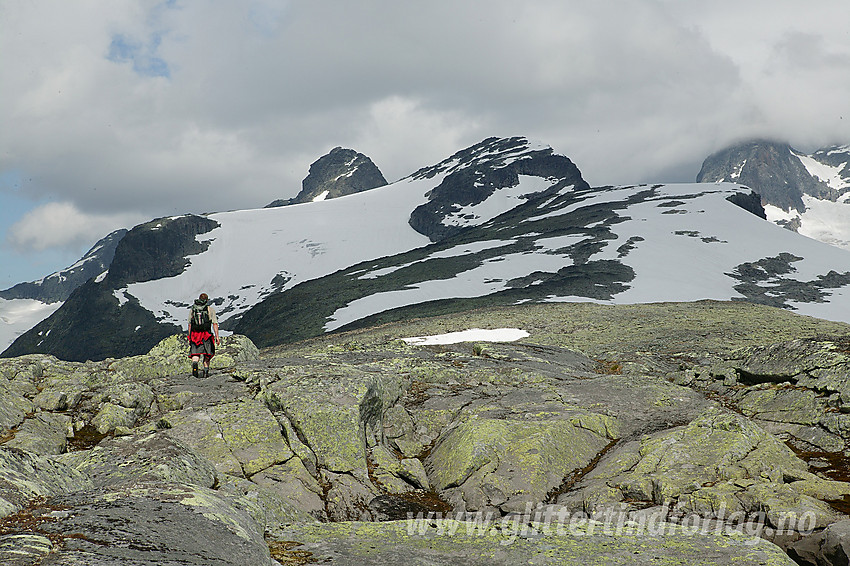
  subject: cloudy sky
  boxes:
[2,0,849,289]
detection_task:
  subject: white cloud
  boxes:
[6,202,144,252]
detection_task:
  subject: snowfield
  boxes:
[115,158,564,328]
[0,298,62,350]
[324,183,850,329]
[765,196,850,252]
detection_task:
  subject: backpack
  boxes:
[191,302,212,333]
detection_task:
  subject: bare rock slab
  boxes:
[274,519,797,565]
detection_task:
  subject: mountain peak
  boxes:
[265,147,387,207]
[696,139,850,212]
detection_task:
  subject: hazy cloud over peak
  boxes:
[7,201,144,253]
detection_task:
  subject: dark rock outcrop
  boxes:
[265,147,387,207]
[408,137,590,242]
[104,215,219,287]
[726,190,768,219]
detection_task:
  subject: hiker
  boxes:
[187,292,220,378]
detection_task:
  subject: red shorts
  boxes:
[188,331,215,358]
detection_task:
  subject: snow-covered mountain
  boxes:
[4,136,850,361]
[0,229,127,350]
[697,139,850,250]
[0,145,387,356]
[2,137,586,360]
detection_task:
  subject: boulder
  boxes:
[561,407,849,533]
[3,412,70,455]
[160,399,293,478]
[736,386,823,425]
[737,339,850,388]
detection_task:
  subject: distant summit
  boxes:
[265,147,387,207]
[696,140,846,212]
[697,139,850,249]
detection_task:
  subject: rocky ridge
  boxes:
[2,301,850,563]
[0,229,127,305]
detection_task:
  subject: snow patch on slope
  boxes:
[0,298,62,351]
[765,196,850,252]
[441,175,553,228]
[325,183,850,329]
[403,328,529,345]
[797,153,848,191]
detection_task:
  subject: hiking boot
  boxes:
[203,368,210,379]
[192,362,199,378]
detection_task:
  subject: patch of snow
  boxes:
[764,204,797,223]
[326,248,574,331]
[114,289,130,306]
[357,261,418,281]
[522,185,637,224]
[441,175,552,228]
[730,158,747,180]
[334,164,359,181]
[796,195,850,251]
[796,153,849,191]
[402,328,529,345]
[0,298,63,352]
[312,190,330,202]
[427,239,516,260]
[826,145,850,155]
[765,197,850,251]
[359,240,516,281]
